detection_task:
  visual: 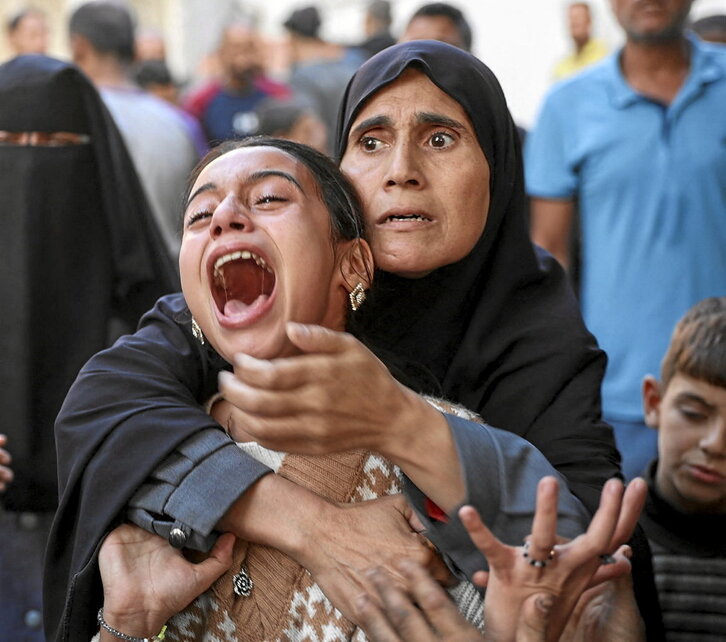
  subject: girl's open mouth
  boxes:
[210,249,276,324]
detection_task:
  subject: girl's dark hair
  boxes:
[182,136,365,243]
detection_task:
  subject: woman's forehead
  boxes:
[199,147,299,180]
[346,70,477,139]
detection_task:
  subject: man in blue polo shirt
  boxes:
[526,0,726,480]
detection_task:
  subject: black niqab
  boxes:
[0,55,178,511]
[338,41,620,501]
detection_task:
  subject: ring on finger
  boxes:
[523,541,556,568]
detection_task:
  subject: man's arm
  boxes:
[530,197,575,270]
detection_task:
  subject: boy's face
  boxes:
[644,373,726,513]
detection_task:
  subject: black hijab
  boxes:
[0,55,178,511]
[337,41,621,504]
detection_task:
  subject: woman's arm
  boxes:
[217,324,590,567]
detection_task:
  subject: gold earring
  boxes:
[191,318,205,345]
[349,283,366,311]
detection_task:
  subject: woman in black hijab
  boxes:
[47,42,660,640]
[0,55,177,639]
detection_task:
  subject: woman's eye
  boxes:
[360,136,384,152]
[429,132,455,149]
[186,210,212,226]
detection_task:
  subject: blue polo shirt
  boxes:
[525,37,726,420]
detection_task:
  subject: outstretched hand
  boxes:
[0,434,13,492]
[467,476,646,641]
[99,524,234,639]
[356,477,647,642]
[218,322,428,457]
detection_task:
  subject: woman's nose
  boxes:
[209,194,253,238]
[384,141,425,188]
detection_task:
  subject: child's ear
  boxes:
[339,238,374,292]
[642,375,662,429]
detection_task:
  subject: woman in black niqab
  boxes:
[338,40,619,507]
[0,55,176,638]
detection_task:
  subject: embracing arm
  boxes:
[403,414,589,579]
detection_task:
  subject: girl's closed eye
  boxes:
[186,209,213,227]
[255,194,288,206]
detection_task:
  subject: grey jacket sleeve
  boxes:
[127,428,271,551]
[403,413,590,579]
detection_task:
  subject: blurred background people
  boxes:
[400,2,473,51]
[283,5,364,154]
[133,58,179,105]
[553,1,608,81]
[692,13,726,43]
[255,96,327,152]
[69,0,201,257]
[526,0,726,480]
[183,20,289,145]
[358,0,396,59]
[5,5,47,56]
[0,54,176,642]
[134,25,166,62]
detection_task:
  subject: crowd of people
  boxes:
[1,1,725,641]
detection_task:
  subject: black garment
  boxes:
[641,460,726,558]
[337,40,619,509]
[0,55,178,513]
[335,40,662,640]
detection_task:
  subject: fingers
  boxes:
[0,466,13,491]
[363,567,438,642]
[527,477,559,562]
[355,593,403,642]
[609,478,647,549]
[458,505,506,567]
[286,322,357,355]
[194,533,235,590]
[578,478,624,557]
[587,545,633,588]
[219,370,319,417]
[396,559,478,639]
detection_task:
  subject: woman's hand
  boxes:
[218,323,423,455]
[354,477,646,642]
[298,494,454,625]
[98,524,234,639]
[0,434,13,492]
[468,476,646,641]
[218,322,465,511]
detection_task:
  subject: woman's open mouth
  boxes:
[210,248,276,325]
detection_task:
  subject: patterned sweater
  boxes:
[160,400,485,641]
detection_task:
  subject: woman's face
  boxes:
[180,146,351,362]
[340,69,490,278]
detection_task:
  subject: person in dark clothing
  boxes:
[46,41,661,640]
[0,54,177,641]
[358,0,396,58]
